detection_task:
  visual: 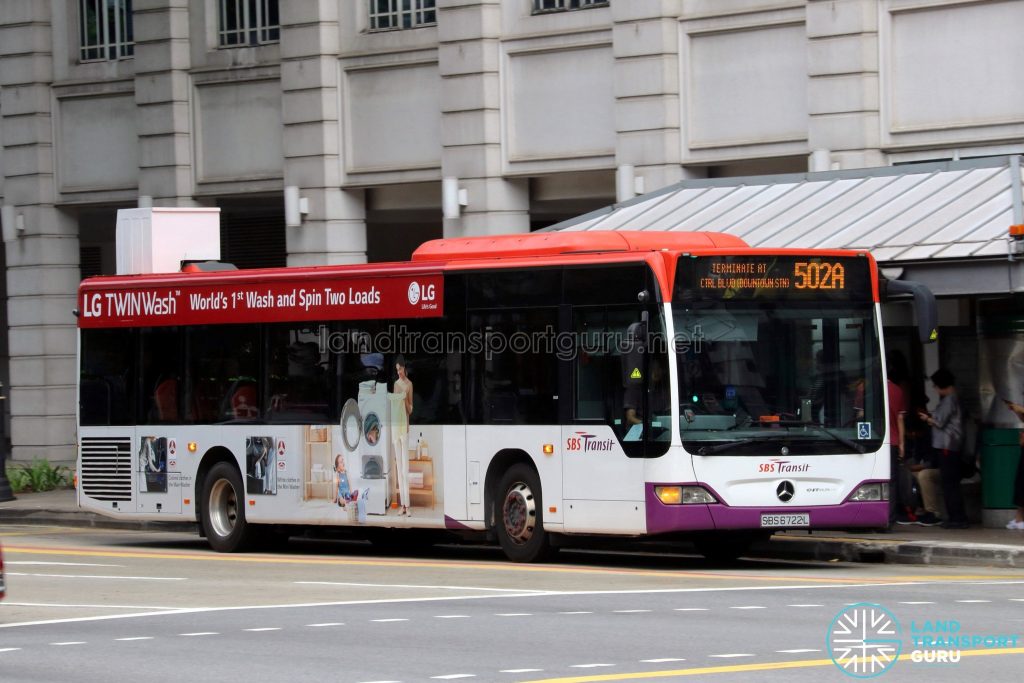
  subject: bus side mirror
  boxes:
[882,278,938,344]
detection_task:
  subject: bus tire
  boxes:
[201,462,255,552]
[495,464,555,563]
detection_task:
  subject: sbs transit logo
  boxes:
[565,431,615,453]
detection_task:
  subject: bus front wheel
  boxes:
[495,464,555,563]
[201,462,255,552]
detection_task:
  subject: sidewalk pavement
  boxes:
[2,488,1023,568]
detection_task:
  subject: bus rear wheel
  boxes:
[495,464,555,563]
[201,462,255,552]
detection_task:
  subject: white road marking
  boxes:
[0,648,22,653]
[431,675,476,680]
[777,649,820,654]
[613,609,651,614]
[372,618,409,623]
[308,623,344,627]
[244,627,281,632]
[673,608,708,612]
[51,642,86,646]
[787,604,823,608]
[710,654,754,658]
[116,637,154,641]
[7,572,185,581]
[495,613,532,617]
[640,658,686,663]
[6,561,123,567]
[179,632,218,637]
[295,581,539,593]
[956,600,992,603]
[558,611,592,615]
[500,669,543,673]
[729,606,766,610]
[434,615,470,619]
[1011,599,1024,602]
[570,664,613,669]
[898,601,935,605]
[4,579,1019,631]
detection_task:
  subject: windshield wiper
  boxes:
[697,439,757,455]
[802,424,866,453]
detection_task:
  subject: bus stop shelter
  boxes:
[549,155,1024,526]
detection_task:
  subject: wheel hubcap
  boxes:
[209,478,238,539]
[502,482,536,545]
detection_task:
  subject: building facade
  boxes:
[1,0,1023,467]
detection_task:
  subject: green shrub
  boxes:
[6,459,71,493]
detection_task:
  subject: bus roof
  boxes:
[412,230,749,262]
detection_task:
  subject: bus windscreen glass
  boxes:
[673,256,883,455]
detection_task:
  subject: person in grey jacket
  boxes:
[918,368,968,528]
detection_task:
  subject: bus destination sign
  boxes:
[677,255,872,302]
[78,273,444,328]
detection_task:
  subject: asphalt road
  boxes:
[1,524,1023,682]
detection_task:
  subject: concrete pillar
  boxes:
[0,2,79,463]
[611,0,686,193]
[280,2,366,265]
[133,0,198,206]
[806,0,886,170]
[438,0,529,237]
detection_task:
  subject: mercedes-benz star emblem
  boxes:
[776,480,795,502]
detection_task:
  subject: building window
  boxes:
[368,0,437,31]
[533,0,608,13]
[219,0,280,47]
[79,0,134,61]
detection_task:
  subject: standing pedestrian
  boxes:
[1004,397,1024,530]
[917,368,968,528]
[886,378,911,525]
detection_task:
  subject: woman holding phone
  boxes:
[1004,397,1024,530]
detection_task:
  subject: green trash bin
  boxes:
[981,428,1022,509]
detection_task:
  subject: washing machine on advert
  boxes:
[356,380,390,515]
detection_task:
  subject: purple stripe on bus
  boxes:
[444,515,474,530]
[644,483,889,534]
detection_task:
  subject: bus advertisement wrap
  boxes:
[79,273,444,327]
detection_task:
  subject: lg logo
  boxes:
[407,281,436,306]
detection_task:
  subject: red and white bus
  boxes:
[76,230,934,561]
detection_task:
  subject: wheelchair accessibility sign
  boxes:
[857,422,872,440]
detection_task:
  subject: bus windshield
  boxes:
[673,255,884,456]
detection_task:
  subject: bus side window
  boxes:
[140,327,182,424]
[80,328,136,426]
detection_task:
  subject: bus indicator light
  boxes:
[543,443,554,455]
[187,441,197,452]
[655,486,683,505]
[249,500,256,507]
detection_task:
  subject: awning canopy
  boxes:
[550,157,1023,269]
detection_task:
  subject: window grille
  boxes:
[368,0,437,31]
[219,0,280,47]
[532,0,608,13]
[79,0,134,61]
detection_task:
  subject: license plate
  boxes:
[760,513,810,528]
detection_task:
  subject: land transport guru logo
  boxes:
[826,601,1021,677]
[827,602,902,678]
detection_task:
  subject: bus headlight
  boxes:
[655,486,717,505]
[849,483,889,502]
